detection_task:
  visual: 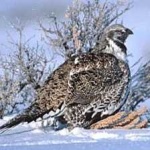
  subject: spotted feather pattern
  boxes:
[64,52,130,128]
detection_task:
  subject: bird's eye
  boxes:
[116,30,125,36]
[116,30,124,34]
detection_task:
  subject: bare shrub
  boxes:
[40,0,132,59]
[123,60,150,111]
[0,19,53,116]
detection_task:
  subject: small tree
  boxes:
[40,0,131,59]
[0,19,54,116]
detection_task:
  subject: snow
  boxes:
[0,116,150,150]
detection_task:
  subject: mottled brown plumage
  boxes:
[0,24,133,130]
[64,52,130,128]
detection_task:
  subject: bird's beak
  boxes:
[126,28,133,35]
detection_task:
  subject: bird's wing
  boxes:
[67,52,125,106]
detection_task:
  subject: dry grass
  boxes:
[91,107,148,129]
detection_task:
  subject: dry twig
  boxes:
[40,0,132,59]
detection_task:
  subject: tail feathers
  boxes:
[0,113,29,130]
[0,103,49,130]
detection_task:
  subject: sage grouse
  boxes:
[0,24,133,130]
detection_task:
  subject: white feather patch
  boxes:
[105,38,127,62]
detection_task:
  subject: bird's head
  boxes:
[105,24,133,45]
[100,24,133,61]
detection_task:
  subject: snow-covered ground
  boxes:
[0,116,150,150]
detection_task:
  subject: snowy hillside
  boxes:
[0,116,150,150]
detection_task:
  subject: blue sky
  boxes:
[123,0,150,63]
[0,0,149,66]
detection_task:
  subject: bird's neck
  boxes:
[102,38,128,62]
